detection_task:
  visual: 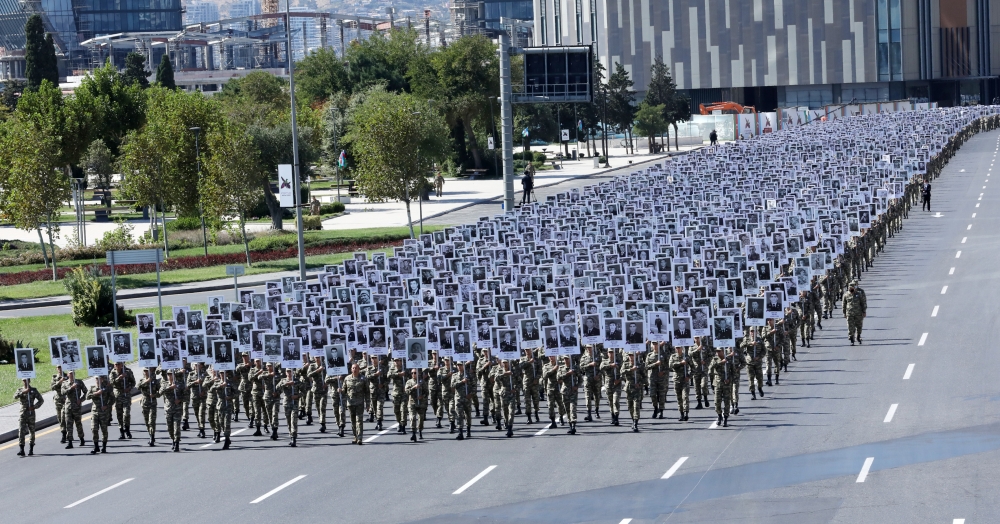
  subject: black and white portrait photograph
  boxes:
[263,333,282,363]
[48,335,66,366]
[138,336,158,367]
[746,297,766,326]
[497,329,518,358]
[136,314,155,334]
[713,316,735,347]
[86,345,108,375]
[110,332,133,363]
[59,340,81,371]
[624,320,645,352]
[672,316,693,347]
[324,344,348,376]
[187,333,206,362]
[452,330,472,359]
[765,291,784,319]
[406,338,429,367]
[213,340,236,371]
[604,318,624,349]
[281,337,303,368]
[519,318,541,348]
[581,314,603,345]
[647,311,671,343]
[15,348,34,379]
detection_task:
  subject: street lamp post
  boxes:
[189,126,209,257]
[286,0,307,281]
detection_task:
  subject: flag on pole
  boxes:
[522,128,529,137]
[577,120,583,131]
[338,150,347,168]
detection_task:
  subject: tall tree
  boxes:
[73,60,145,155]
[644,56,677,150]
[202,120,265,266]
[345,87,450,238]
[43,34,59,87]
[606,62,636,154]
[668,92,692,151]
[633,102,668,153]
[82,139,114,207]
[123,52,150,89]
[295,47,349,106]
[24,15,48,91]
[156,54,175,90]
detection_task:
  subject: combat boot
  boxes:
[465,425,472,438]
[368,413,374,423]
[148,437,154,447]
[125,427,132,439]
[449,420,455,434]
[80,437,86,446]
[548,416,557,429]
[248,418,255,429]
[568,423,576,435]
[197,428,205,438]
[722,416,728,427]
[253,424,263,437]
[319,423,326,433]
[678,411,684,421]
[612,414,620,426]
[751,390,757,400]
[526,412,533,424]
[495,414,502,431]
[298,408,306,420]
[270,427,278,441]
[289,436,297,447]
[418,430,423,440]
[91,443,100,455]
[16,445,24,457]
[559,415,565,426]
[213,431,221,443]
[410,432,417,442]
[182,420,190,431]
[456,430,464,440]
[60,430,66,444]
[857,337,863,344]
[376,418,383,431]
[306,415,313,426]
[28,444,33,456]
[118,429,127,440]
[595,407,601,419]
[716,415,723,427]
[759,387,764,397]
[505,427,513,438]
[65,441,73,450]
[696,401,703,409]
[632,420,639,433]
[515,407,522,415]
[222,438,231,450]
[436,417,443,429]
[101,442,107,453]
[338,426,345,437]
[233,412,239,423]
[766,378,773,387]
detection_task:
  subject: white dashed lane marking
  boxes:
[903,363,915,380]
[918,333,928,346]
[856,457,875,483]
[931,306,939,317]
[884,404,898,423]
[453,465,497,495]
[662,457,689,479]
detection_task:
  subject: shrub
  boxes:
[533,152,547,163]
[598,155,608,164]
[302,215,323,231]
[95,220,137,251]
[63,266,134,327]
[320,201,345,214]
[0,329,30,365]
[248,234,298,252]
[166,215,204,231]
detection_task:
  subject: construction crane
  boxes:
[699,102,757,115]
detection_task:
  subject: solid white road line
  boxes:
[65,479,134,509]
[364,423,399,442]
[931,306,939,317]
[662,457,689,479]
[619,519,633,524]
[956,251,962,258]
[534,426,550,436]
[250,475,307,504]
[941,286,949,294]
[962,237,967,243]
[903,363,915,380]
[856,457,875,483]
[950,267,956,275]
[884,404,898,423]
[918,333,928,346]
[453,465,497,494]
[200,428,248,448]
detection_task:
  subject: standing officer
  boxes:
[542,356,565,428]
[668,346,690,421]
[690,338,711,409]
[308,356,329,433]
[645,342,669,419]
[277,369,303,446]
[710,349,734,427]
[161,370,186,452]
[137,368,160,446]
[579,345,602,421]
[51,368,67,443]
[742,327,766,399]
[519,349,541,424]
[14,378,43,456]
[601,349,622,426]
[557,356,580,435]
[344,363,369,444]
[451,362,474,439]
[87,375,114,454]
[109,362,135,440]
[388,358,408,434]
[843,280,868,344]
[405,368,429,441]
[621,353,646,432]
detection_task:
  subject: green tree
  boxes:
[633,102,668,153]
[295,47,349,106]
[73,60,145,155]
[156,54,175,90]
[42,34,59,87]
[668,92,691,151]
[606,62,636,154]
[643,56,677,150]
[1,78,25,111]
[123,52,150,89]
[24,15,51,91]
[0,115,69,280]
[345,88,450,238]
[344,28,424,94]
[216,70,287,126]
[202,120,264,265]
[82,139,114,204]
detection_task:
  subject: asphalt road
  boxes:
[2,132,998,524]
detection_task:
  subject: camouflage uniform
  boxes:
[236,361,254,424]
[579,349,602,421]
[519,354,541,422]
[405,372,429,439]
[277,374,304,445]
[87,378,114,453]
[557,360,580,433]
[476,354,496,425]
[451,365,475,439]
[388,360,408,433]
[137,372,161,443]
[109,365,136,439]
[689,343,712,409]
[187,367,210,435]
[296,366,313,423]
[213,375,236,446]
[710,353,736,426]
[51,373,67,442]
[742,329,766,398]
[601,356,622,424]
[762,322,784,386]
[205,374,219,437]
[645,343,670,418]
[497,364,518,436]
[261,367,282,439]
[160,371,186,451]
[784,307,801,360]
[249,363,267,434]
[368,359,388,429]
[668,350,691,420]
[437,363,456,432]
[427,359,443,427]
[308,361,328,431]
[344,372,369,443]
[14,384,43,455]
[621,356,646,430]
[843,283,868,344]
[541,359,565,427]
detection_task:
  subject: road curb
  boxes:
[0,401,92,445]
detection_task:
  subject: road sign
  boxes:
[226,265,245,276]
[561,129,569,142]
[106,249,165,327]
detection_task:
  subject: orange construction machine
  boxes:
[699,102,757,115]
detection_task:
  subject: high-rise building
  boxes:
[534,0,1000,108]
[185,0,220,25]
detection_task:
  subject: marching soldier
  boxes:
[214,371,236,449]
[236,353,254,428]
[137,368,160,446]
[762,319,783,386]
[519,348,541,423]
[451,362,474,439]
[161,369,186,452]
[729,345,744,416]
[668,345,691,421]
[710,349,735,427]
[262,363,282,440]
[784,305,800,362]
[579,345,602,421]
[843,280,868,345]
[476,350,495,426]
[277,369,303,446]
[405,368,429,441]
[645,342,669,419]
[368,355,387,430]
[690,338,711,409]
[601,349,622,426]
[438,357,457,433]
[344,363,369,444]
[542,356,565,429]
[109,362,135,440]
[51,368,67,444]
[325,365,347,437]
[249,359,267,436]
[557,356,580,435]
[621,352,646,432]
[497,360,517,437]
[205,370,220,442]
[297,355,313,425]
[187,363,209,438]
[14,378,43,456]
[388,358,408,434]
[87,375,114,454]
[308,356,329,433]
[427,352,443,428]
[742,327,766,399]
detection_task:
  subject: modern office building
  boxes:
[533,0,1000,108]
[184,0,219,25]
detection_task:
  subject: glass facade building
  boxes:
[74,0,182,41]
